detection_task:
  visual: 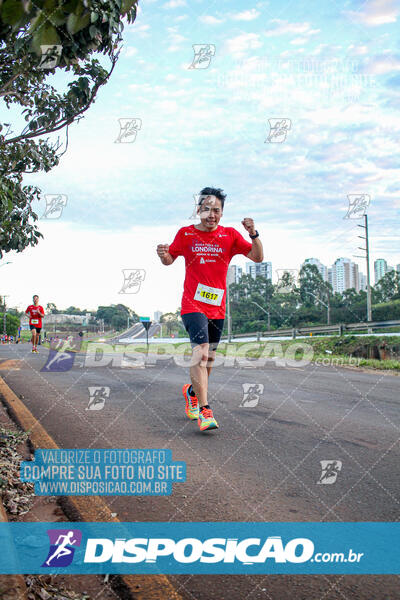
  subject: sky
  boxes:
[2,0,400,316]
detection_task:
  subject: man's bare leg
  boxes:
[31,330,37,349]
[206,348,216,378]
[190,343,209,408]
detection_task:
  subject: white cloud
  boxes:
[225,33,262,58]
[164,0,186,8]
[231,9,260,21]
[124,47,138,57]
[290,38,308,46]
[310,43,343,57]
[345,0,400,26]
[347,44,369,55]
[364,53,400,74]
[265,19,320,37]
[199,15,224,25]
[166,26,187,51]
[154,99,179,113]
[131,23,150,36]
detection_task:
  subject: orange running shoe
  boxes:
[198,406,218,431]
[182,384,199,420]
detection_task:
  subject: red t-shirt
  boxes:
[26,305,44,328]
[168,224,252,318]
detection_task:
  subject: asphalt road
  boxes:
[1,342,399,600]
[109,321,161,343]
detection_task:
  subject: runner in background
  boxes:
[25,295,45,353]
[157,187,263,432]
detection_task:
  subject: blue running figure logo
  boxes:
[42,529,82,567]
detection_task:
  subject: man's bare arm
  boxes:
[157,244,175,265]
[242,217,263,263]
[247,236,263,263]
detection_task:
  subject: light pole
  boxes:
[304,291,330,325]
[1,295,9,335]
[226,282,232,342]
[355,214,372,323]
[250,301,271,330]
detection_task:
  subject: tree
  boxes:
[299,264,327,306]
[374,271,400,303]
[46,302,59,314]
[0,312,19,335]
[111,312,128,330]
[65,305,86,315]
[342,288,359,307]
[7,306,23,317]
[276,270,297,295]
[96,304,138,328]
[160,312,179,335]
[0,0,138,256]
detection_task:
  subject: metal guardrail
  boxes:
[222,320,400,341]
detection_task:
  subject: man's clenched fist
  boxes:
[157,244,169,258]
[241,218,256,236]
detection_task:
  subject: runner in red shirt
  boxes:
[157,187,263,431]
[25,295,45,353]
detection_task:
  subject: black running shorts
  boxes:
[181,312,225,351]
[30,325,41,333]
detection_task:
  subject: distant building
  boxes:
[374,259,389,285]
[227,265,243,286]
[154,311,163,322]
[358,272,367,292]
[245,261,272,280]
[302,258,328,281]
[330,258,360,293]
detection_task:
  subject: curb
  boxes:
[0,500,28,600]
[0,376,183,600]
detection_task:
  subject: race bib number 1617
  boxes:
[194,283,224,306]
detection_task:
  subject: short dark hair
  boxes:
[198,187,226,209]
[33,294,39,299]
